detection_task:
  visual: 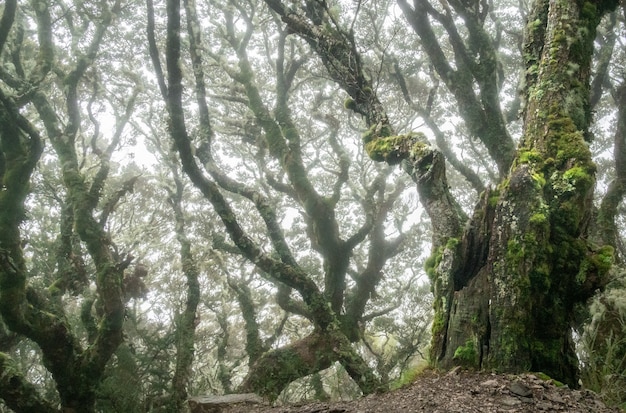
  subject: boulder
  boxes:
[188,393,265,413]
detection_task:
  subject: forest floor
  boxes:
[221,369,624,413]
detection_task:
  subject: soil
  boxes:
[220,369,624,413]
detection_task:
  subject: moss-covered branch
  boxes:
[265,0,387,127]
[227,278,267,366]
[344,174,408,339]
[0,2,132,409]
[388,60,485,192]
[0,89,43,336]
[240,329,382,401]
[0,353,58,413]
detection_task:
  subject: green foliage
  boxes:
[580,282,626,409]
[518,149,543,165]
[529,212,547,225]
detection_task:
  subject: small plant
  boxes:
[390,361,429,390]
[579,285,626,409]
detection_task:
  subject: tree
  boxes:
[149,0,425,400]
[264,0,621,387]
[0,1,144,411]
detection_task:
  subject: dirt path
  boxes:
[220,369,623,413]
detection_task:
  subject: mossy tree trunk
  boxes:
[459,0,617,384]
[267,0,619,387]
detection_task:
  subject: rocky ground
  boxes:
[215,369,623,413]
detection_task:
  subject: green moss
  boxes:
[577,244,614,286]
[344,98,357,111]
[506,239,523,263]
[488,190,501,207]
[365,134,426,165]
[453,339,477,367]
[534,371,565,387]
[529,213,547,225]
[445,237,460,250]
[424,254,438,280]
[424,238,459,281]
[518,149,543,165]
[592,245,615,273]
[361,123,394,144]
[531,172,546,189]
[546,115,580,152]
[431,311,444,333]
[527,18,542,30]
[562,165,593,188]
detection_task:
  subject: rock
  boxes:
[544,392,565,404]
[501,395,522,406]
[481,379,499,387]
[509,381,533,398]
[189,393,265,413]
[446,366,462,376]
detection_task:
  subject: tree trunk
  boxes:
[239,329,380,402]
[167,175,201,413]
[430,0,618,386]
